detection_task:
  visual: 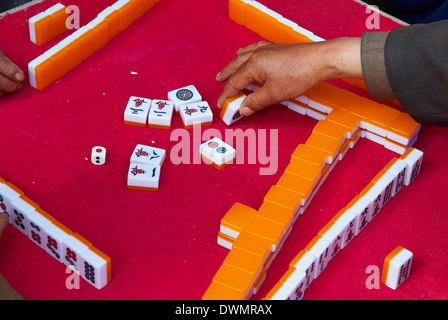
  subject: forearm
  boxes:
[320,37,363,81]
[0,274,24,300]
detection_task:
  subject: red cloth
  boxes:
[0,0,447,300]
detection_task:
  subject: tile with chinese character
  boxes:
[130,144,166,166]
[124,96,151,127]
[179,101,213,129]
[148,99,174,129]
[127,163,161,191]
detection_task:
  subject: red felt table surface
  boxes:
[0,0,447,300]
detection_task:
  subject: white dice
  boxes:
[91,146,106,165]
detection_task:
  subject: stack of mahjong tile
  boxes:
[127,144,166,191]
[229,0,324,44]
[206,103,423,300]
[264,148,423,300]
[0,177,111,290]
[228,0,421,154]
[241,81,421,156]
[123,85,213,129]
[28,3,69,46]
[28,0,163,90]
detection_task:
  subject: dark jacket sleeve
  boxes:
[361,20,448,126]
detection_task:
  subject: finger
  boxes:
[237,40,271,55]
[239,84,278,117]
[217,63,255,109]
[0,52,25,82]
[0,212,9,238]
[0,74,22,93]
[216,50,254,82]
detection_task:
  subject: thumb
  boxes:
[240,85,277,117]
[0,212,9,238]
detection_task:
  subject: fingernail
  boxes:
[15,72,25,81]
[237,48,242,54]
[241,107,251,117]
[215,72,221,79]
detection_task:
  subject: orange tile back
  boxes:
[285,158,322,182]
[313,119,349,142]
[387,112,421,144]
[244,215,285,251]
[305,132,342,163]
[365,103,401,132]
[220,202,257,237]
[328,89,360,110]
[291,144,328,169]
[257,200,296,227]
[228,0,245,25]
[306,82,340,106]
[325,108,361,137]
[202,282,247,300]
[276,172,315,200]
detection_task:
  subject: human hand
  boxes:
[0,50,25,98]
[216,38,362,117]
[0,212,8,238]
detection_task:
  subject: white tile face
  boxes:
[27,211,54,249]
[282,270,307,300]
[43,223,72,263]
[79,248,111,289]
[333,209,358,249]
[221,94,245,126]
[148,100,174,128]
[200,137,236,166]
[384,248,413,290]
[350,197,371,235]
[62,235,92,273]
[0,183,22,224]
[168,85,202,112]
[307,237,331,279]
[320,223,345,261]
[179,101,213,128]
[9,198,39,235]
[364,184,387,221]
[375,171,397,207]
[130,144,166,166]
[387,159,407,197]
[91,146,106,165]
[127,163,161,190]
[291,251,316,289]
[124,96,151,126]
[402,149,423,186]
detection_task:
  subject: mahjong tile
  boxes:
[179,101,213,129]
[130,144,166,166]
[148,99,174,129]
[62,233,93,273]
[168,85,202,112]
[9,196,39,235]
[27,208,55,249]
[127,163,161,191]
[79,247,111,289]
[124,96,151,127]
